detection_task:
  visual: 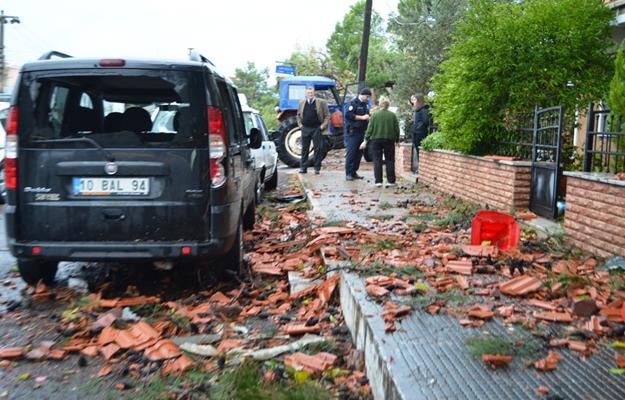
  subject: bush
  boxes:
[431,0,613,154]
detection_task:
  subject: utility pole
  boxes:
[0,10,21,93]
[357,0,372,90]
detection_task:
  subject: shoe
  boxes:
[299,169,307,174]
[385,182,397,188]
[375,183,383,187]
[314,170,320,175]
[345,175,354,181]
[353,173,365,180]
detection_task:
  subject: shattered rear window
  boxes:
[18,69,207,148]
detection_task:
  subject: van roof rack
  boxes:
[188,50,215,67]
[38,51,73,60]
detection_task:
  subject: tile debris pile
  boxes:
[0,185,371,399]
[316,196,625,379]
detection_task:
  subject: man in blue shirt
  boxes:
[344,88,371,181]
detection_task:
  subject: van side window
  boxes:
[216,80,238,144]
[229,87,246,143]
[79,93,93,109]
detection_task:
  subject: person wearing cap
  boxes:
[344,88,372,181]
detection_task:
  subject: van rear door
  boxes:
[15,68,210,243]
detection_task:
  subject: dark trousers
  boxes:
[344,131,365,177]
[371,139,396,184]
[300,126,323,171]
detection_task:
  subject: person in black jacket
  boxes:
[344,88,372,181]
[411,93,430,174]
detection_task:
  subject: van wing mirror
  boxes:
[249,127,262,149]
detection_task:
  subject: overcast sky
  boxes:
[2,0,398,78]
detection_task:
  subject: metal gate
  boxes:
[529,106,564,219]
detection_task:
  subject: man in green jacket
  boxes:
[361,97,400,187]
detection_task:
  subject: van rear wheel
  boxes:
[17,259,58,286]
[221,217,244,278]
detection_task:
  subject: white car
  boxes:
[241,101,278,192]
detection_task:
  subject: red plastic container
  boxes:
[471,210,521,251]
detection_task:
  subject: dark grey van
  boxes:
[4,52,262,284]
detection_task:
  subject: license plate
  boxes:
[72,177,150,196]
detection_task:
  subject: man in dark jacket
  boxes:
[296,86,331,174]
[344,88,372,181]
[411,93,430,174]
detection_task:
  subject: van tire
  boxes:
[18,259,58,285]
[243,197,256,231]
[221,217,243,277]
[265,168,278,191]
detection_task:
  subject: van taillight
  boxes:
[208,106,227,188]
[5,106,18,190]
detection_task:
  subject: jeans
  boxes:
[344,131,365,177]
[300,126,324,171]
[371,139,396,184]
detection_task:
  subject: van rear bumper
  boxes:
[9,238,235,261]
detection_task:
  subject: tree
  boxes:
[285,45,341,84]
[326,0,397,90]
[609,41,625,118]
[388,0,468,111]
[232,62,279,129]
[429,0,613,154]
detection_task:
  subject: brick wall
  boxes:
[564,173,625,258]
[419,149,532,210]
[395,143,413,173]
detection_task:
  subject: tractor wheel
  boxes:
[274,116,314,168]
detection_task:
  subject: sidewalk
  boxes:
[298,169,625,400]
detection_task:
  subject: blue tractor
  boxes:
[272,76,347,167]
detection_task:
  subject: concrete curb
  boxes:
[333,263,412,400]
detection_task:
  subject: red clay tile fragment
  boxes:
[446,260,473,275]
[145,339,181,361]
[284,323,321,335]
[101,343,120,360]
[97,366,112,377]
[526,299,558,311]
[318,274,340,305]
[284,352,337,374]
[536,386,550,396]
[365,285,389,298]
[0,347,25,360]
[535,312,572,323]
[426,305,441,314]
[568,340,588,353]
[455,276,470,290]
[616,353,625,368]
[499,275,542,296]
[81,345,99,358]
[461,245,498,258]
[468,305,494,320]
[481,354,512,369]
[209,291,231,305]
[162,354,194,375]
[534,351,562,371]
[549,338,569,348]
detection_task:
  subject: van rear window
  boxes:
[18,69,207,148]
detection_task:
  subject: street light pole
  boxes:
[0,10,21,92]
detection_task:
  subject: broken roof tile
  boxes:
[284,323,322,336]
[0,347,25,360]
[284,351,337,374]
[144,339,181,361]
[468,305,494,320]
[447,260,473,275]
[535,311,573,323]
[499,275,542,296]
[534,351,562,371]
[365,285,389,298]
[461,245,498,258]
[481,354,512,369]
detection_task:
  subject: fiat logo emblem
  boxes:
[104,162,118,175]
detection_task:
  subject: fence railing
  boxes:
[583,104,625,174]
